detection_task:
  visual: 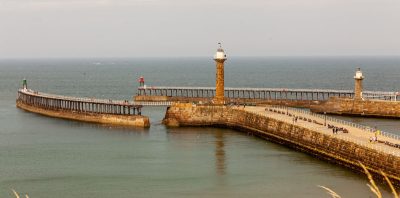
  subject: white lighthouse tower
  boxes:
[214,43,227,105]
[354,68,364,100]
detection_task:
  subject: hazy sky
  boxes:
[1,0,400,58]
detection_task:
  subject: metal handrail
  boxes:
[20,89,139,106]
[268,105,400,142]
[137,86,398,95]
[246,106,400,157]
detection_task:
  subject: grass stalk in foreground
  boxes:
[318,185,341,198]
[319,162,399,198]
[11,189,29,198]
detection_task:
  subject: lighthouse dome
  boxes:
[214,43,227,60]
[354,68,364,79]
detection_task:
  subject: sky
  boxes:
[1,0,400,58]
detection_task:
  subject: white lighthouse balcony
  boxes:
[214,50,227,60]
[354,68,364,79]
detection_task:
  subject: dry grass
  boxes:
[318,185,342,198]
[11,189,29,198]
[359,162,382,198]
[319,162,399,198]
[380,170,399,198]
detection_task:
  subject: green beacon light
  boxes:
[22,79,27,90]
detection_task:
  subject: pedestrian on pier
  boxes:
[369,137,374,143]
[332,127,338,134]
[375,130,380,142]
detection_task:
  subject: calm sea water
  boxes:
[1,57,400,197]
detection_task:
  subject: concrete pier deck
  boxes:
[247,106,400,156]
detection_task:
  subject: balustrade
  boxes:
[17,89,142,116]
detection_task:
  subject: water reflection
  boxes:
[214,130,226,176]
[166,127,228,178]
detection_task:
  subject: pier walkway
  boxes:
[243,105,400,157]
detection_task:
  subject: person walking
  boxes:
[375,129,380,142]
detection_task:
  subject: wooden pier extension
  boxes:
[17,89,150,128]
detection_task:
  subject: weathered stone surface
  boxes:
[136,96,320,108]
[354,79,363,100]
[310,97,400,118]
[214,59,225,104]
[163,103,400,185]
[134,95,169,101]
[17,101,150,128]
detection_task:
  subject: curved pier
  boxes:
[17,89,150,128]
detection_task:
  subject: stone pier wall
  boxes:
[134,95,319,108]
[134,95,169,102]
[17,101,150,128]
[310,97,400,118]
[163,103,400,185]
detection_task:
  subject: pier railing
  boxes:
[132,101,173,106]
[17,89,142,115]
[269,105,400,142]
[136,86,399,101]
[244,106,400,157]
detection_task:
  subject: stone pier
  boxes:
[310,97,400,118]
[163,103,400,186]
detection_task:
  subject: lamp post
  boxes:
[324,112,327,126]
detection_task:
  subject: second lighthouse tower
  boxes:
[213,43,227,105]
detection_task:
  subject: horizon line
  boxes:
[2,54,400,60]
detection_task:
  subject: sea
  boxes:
[1,56,400,197]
